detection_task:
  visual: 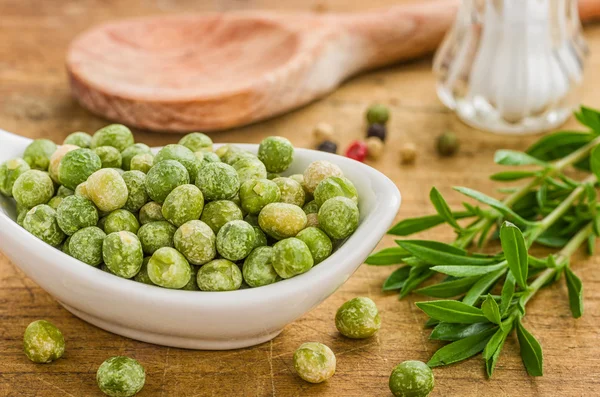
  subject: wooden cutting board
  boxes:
[66,0,600,132]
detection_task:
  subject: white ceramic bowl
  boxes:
[0,129,401,350]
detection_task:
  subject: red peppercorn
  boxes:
[345,141,368,162]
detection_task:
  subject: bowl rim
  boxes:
[0,130,401,306]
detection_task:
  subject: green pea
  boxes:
[173,220,216,265]
[48,145,79,183]
[12,170,54,208]
[216,220,256,261]
[87,169,129,212]
[23,205,66,247]
[258,203,307,240]
[366,103,390,125]
[56,185,74,198]
[257,136,294,173]
[56,148,101,189]
[179,132,213,153]
[253,226,268,249]
[91,124,134,152]
[146,160,189,203]
[162,184,204,227]
[121,143,151,171]
[232,156,267,184]
[296,227,332,264]
[303,160,343,194]
[23,320,65,363]
[293,342,336,384]
[302,200,319,215]
[389,361,434,397]
[137,221,176,255]
[318,197,359,240]
[96,356,146,397]
[239,178,281,215]
[242,246,279,287]
[103,209,140,234]
[314,176,358,207]
[181,265,200,291]
[92,146,122,169]
[147,247,191,289]
[122,171,149,213]
[64,131,92,148]
[62,236,72,256]
[0,158,30,197]
[154,144,201,183]
[103,231,143,278]
[200,200,243,234]
[69,226,106,266]
[196,259,242,291]
[273,177,305,207]
[47,196,64,210]
[23,139,57,171]
[133,257,154,285]
[201,152,220,164]
[56,195,99,236]
[335,297,380,339]
[272,237,313,279]
[139,202,165,224]
[216,144,242,163]
[129,153,154,173]
[195,162,239,201]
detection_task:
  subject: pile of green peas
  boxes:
[0,125,362,292]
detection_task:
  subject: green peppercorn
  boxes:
[389,360,434,397]
[366,103,390,125]
[23,320,65,363]
[436,132,459,157]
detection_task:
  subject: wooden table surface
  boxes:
[2,1,600,396]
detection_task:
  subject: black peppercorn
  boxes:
[367,123,387,141]
[316,140,337,154]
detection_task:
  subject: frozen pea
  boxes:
[173,220,216,265]
[23,320,65,364]
[139,201,165,224]
[23,205,66,246]
[129,153,154,173]
[62,236,72,256]
[303,200,319,214]
[200,200,243,234]
[258,136,294,173]
[47,196,64,210]
[272,238,313,278]
[216,220,256,261]
[93,146,122,169]
[253,227,268,249]
[154,144,201,183]
[12,170,54,208]
[216,144,242,163]
[162,184,204,227]
[258,203,307,240]
[232,156,267,184]
[91,124,134,152]
[181,265,200,291]
[242,246,279,287]
[17,210,27,227]
[239,178,281,215]
[389,360,434,397]
[48,144,79,183]
[196,259,242,291]
[57,148,102,190]
[306,213,319,228]
[23,139,57,171]
[147,247,191,289]
[314,176,358,207]
[273,177,305,207]
[146,160,189,203]
[289,174,309,193]
[318,197,359,240]
[121,143,151,171]
[103,231,144,278]
[179,132,213,153]
[267,172,280,180]
[63,131,92,148]
[69,226,106,266]
[303,160,343,194]
[56,195,99,236]
[121,171,149,213]
[244,214,259,227]
[0,158,30,197]
[202,152,220,164]
[56,185,74,197]
[296,227,332,264]
[137,221,176,255]
[75,181,90,200]
[134,257,154,285]
[293,342,336,384]
[103,209,140,234]
[224,149,256,166]
[195,162,239,201]
[335,297,381,339]
[87,169,129,212]
[96,356,146,397]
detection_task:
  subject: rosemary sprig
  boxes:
[367,105,600,377]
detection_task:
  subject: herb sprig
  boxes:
[367,106,600,377]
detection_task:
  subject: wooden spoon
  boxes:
[67,0,600,132]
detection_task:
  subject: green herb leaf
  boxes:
[429,322,496,341]
[527,131,596,163]
[574,106,600,133]
[500,272,516,315]
[415,300,489,324]
[500,222,529,289]
[588,235,596,255]
[397,240,496,267]
[462,268,507,306]
[494,150,547,166]
[590,145,600,181]
[536,235,569,248]
[427,327,497,367]
[429,187,462,230]
[481,294,502,325]
[431,263,506,278]
[399,267,435,299]
[564,267,584,318]
[516,319,544,376]
[365,247,410,265]
[382,266,411,291]
[482,325,510,360]
[387,212,473,236]
[486,337,505,378]
[416,276,480,298]
[454,187,530,226]
[490,171,538,181]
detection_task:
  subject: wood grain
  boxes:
[1,1,600,396]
